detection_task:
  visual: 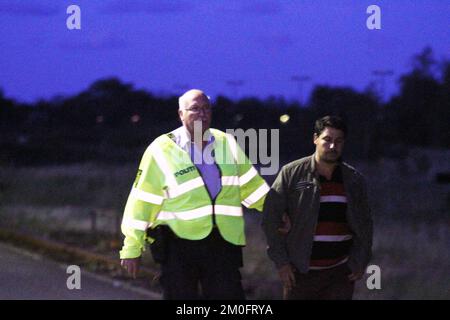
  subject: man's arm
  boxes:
[120,145,165,276]
[261,167,291,269]
[348,174,373,277]
[120,257,141,279]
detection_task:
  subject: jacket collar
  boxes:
[171,126,214,153]
[310,153,317,174]
[309,152,344,175]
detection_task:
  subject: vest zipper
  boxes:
[193,163,219,227]
[190,142,221,228]
[211,163,222,227]
[211,149,221,227]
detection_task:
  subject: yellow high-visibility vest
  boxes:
[120,128,269,259]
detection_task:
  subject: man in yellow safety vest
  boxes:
[120,89,269,299]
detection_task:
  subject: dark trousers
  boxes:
[285,264,355,300]
[160,228,245,300]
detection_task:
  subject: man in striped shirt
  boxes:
[310,165,353,271]
[262,116,373,299]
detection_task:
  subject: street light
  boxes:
[280,114,290,124]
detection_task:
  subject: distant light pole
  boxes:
[371,70,393,102]
[226,80,244,100]
[291,75,311,105]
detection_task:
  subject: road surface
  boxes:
[0,242,161,300]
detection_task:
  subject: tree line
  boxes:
[1,47,448,166]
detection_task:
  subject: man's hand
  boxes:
[121,257,141,279]
[277,213,291,235]
[278,263,296,291]
[348,271,364,282]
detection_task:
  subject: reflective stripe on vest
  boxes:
[239,166,258,186]
[220,168,258,187]
[157,204,243,221]
[130,188,164,205]
[242,182,270,207]
[165,176,205,199]
[122,217,149,231]
[221,175,239,186]
[149,143,178,187]
[157,205,213,221]
[214,205,243,216]
[223,134,259,186]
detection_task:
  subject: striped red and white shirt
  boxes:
[309,165,353,270]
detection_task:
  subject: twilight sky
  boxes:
[0,0,449,103]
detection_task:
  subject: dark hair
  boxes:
[314,115,347,137]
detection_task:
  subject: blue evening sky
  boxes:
[0,0,448,103]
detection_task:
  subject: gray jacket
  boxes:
[262,154,373,274]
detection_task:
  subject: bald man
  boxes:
[120,90,269,300]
